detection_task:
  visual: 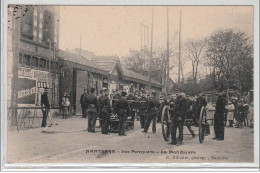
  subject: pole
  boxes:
[11,6,21,130]
[79,33,81,55]
[149,8,154,91]
[166,7,170,93]
[140,24,142,50]
[178,11,182,84]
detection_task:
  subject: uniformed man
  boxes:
[169,93,187,145]
[213,95,227,141]
[112,89,121,108]
[127,90,136,122]
[137,91,148,128]
[86,88,98,133]
[114,91,130,136]
[142,92,160,133]
[80,89,88,118]
[97,90,104,127]
[41,88,50,127]
[185,95,195,137]
[100,89,111,134]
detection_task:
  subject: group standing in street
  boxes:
[40,85,254,147]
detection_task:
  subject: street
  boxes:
[7,116,254,163]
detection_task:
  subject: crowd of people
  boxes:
[40,87,254,146]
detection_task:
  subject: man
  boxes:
[100,89,111,134]
[185,95,196,137]
[169,93,187,145]
[86,88,98,133]
[137,91,148,128]
[214,95,227,141]
[127,90,136,122]
[112,89,121,108]
[114,91,130,136]
[41,88,51,127]
[143,92,160,133]
[80,89,88,118]
[97,90,104,126]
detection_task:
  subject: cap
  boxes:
[121,91,127,97]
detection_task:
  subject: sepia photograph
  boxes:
[1,0,259,170]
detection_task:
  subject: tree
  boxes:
[206,29,253,92]
[183,39,206,94]
[123,48,173,84]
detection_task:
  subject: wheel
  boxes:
[199,106,207,143]
[161,105,171,141]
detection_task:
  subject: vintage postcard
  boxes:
[1,0,259,170]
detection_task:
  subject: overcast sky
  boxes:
[59,6,253,81]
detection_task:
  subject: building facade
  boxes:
[8,5,60,109]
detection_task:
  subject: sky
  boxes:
[58,6,254,81]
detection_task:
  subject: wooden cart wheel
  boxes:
[199,106,207,143]
[161,105,171,141]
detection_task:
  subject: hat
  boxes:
[121,91,127,97]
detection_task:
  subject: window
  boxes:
[43,10,54,43]
[19,54,23,64]
[31,56,38,67]
[39,58,46,68]
[23,54,31,65]
[46,60,49,69]
[20,6,34,39]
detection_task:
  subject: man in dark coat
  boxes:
[214,95,227,141]
[97,90,104,126]
[112,89,121,108]
[100,89,111,134]
[137,91,148,128]
[170,93,187,145]
[80,89,88,118]
[86,88,98,133]
[114,91,130,136]
[41,88,50,127]
[142,92,160,133]
[127,91,136,122]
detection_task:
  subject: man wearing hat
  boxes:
[112,89,121,108]
[142,91,160,133]
[41,87,50,127]
[80,89,88,118]
[127,90,137,123]
[86,88,98,133]
[170,92,187,145]
[114,91,130,136]
[214,95,227,141]
[137,91,148,128]
[100,89,111,134]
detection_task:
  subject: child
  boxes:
[61,93,70,119]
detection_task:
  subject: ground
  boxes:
[7,116,254,164]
